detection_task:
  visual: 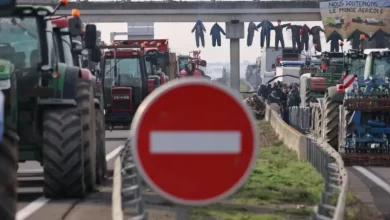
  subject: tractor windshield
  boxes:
[178,56,189,71]
[372,56,390,79]
[0,17,40,69]
[104,57,141,87]
[350,59,365,79]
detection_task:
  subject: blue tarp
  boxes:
[280,61,305,66]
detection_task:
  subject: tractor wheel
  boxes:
[315,106,322,138]
[42,108,86,198]
[95,89,107,184]
[76,80,97,191]
[339,106,353,151]
[305,88,313,105]
[0,126,18,220]
[323,94,340,149]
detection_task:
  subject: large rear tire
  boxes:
[95,89,107,184]
[76,80,97,191]
[0,126,18,220]
[323,94,340,149]
[42,108,86,198]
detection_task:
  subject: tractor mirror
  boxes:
[68,17,82,37]
[90,46,101,63]
[84,24,97,49]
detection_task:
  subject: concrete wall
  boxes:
[264,104,307,160]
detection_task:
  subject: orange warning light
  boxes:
[71,9,80,17]
[60,0,68,6]
[360,34,366,40]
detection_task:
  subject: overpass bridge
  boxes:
[22,0,323,90]
[23,0,321,22]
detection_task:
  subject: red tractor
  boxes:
[179,51,210,79]
[100,41,159,130]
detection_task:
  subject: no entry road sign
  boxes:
[131,78,258,205]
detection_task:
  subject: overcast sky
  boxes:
[95,21,351,63]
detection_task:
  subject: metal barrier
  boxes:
[112,139,147,220]
[288,106,311,133]
[307,139,348,220]
[283,106,348,219]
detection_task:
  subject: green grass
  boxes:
[187,121,324,220]
[190,208,285,220]
[231,141,323,206]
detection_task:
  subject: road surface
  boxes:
[348,166,390,219]
[16,130,129,220]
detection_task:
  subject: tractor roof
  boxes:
[13,5,54,16]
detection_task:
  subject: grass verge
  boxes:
[188,120,324,220]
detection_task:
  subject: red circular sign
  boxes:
[131,79,258,205]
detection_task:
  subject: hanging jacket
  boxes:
[192,20,206,48]
[210,23,225,37]
[310,26,325,52]
[256,20,274,36]
[287,25,302,39]
[326,31,343,51]
[273,23,290,37]
[247,21,258,46]
[191,20,206,36]
[347,29,369,49]
[300,24,311,41]
[370,29,390,48]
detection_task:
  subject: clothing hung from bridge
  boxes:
[191,20,206,48]
[327,31,343,52]
[247,21,257,46]
[347,30,369,49]
[256,20,274,48]
[370,29,390,48]
[273,22,290,50]
[300,24,311,52]
[287,25,302,53]
[210,23,226,47]
[310,26,325,52]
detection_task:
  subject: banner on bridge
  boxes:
[320,0,390,38]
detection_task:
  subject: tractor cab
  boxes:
[100,42,148,129]
[178,51,208,78]
[51,11,101,71]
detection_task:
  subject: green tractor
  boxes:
[310,50,365,148]
[300,52,345,139]
[0,1,104,219]
[51,14,106,183]
[300,52,345,106]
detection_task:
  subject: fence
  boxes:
[288,106,311,133]
[307,139,348,220]
[266,104,348,220]
[112,139,147,220]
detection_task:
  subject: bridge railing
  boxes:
[267,104,348,220]
[112,139,147,220]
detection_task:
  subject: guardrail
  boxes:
[112,139,147,220]
[265,104,348,220]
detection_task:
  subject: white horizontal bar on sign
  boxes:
[150,131,241,154]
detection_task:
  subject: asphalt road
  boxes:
[348,166,390,219]
[16,130,129,220]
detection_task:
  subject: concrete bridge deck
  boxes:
[24,1,322,22]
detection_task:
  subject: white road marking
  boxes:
[150,131,241,154]
[353,166,390,195]
[16,144,125,220]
